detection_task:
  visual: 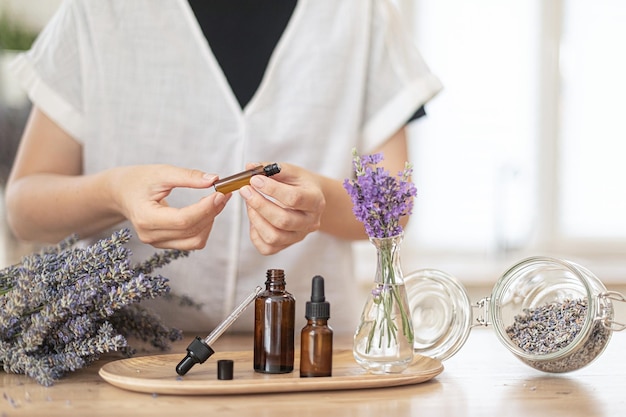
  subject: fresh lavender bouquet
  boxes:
[344,149,416,370]
[0,228,186,386]
[343,149,417,238]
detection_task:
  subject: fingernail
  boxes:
[203,173,217,182]
[239,186,252,200]
[214,192,226,206]
[250,176,265,188]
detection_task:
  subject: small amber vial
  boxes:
[253,269,295,373]
[300,275,333,377]
[214,163,281,194]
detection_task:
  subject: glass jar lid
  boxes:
[403,269,472,361]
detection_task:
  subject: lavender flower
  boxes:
[344,149,415,355]
[0,228,186,386]
[109,303,183,351]
[343,149,417,238]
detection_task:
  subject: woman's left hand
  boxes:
[239,162,326,255]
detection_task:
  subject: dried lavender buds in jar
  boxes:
[505,298,611,372]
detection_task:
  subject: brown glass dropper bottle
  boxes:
[300,275,333,377]
[253,269,295,374]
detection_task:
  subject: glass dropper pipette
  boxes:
[175,286,263,376]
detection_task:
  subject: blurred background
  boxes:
[2,0,626,299]
[393,0,626,292]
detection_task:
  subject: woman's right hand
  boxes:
[6,106,229,249]
[107,164,231,250]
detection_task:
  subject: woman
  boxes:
[6,0,442,333]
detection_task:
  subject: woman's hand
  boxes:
[236,127,413,253]
[238,162,325,255]
[108,164,231,250]
[6,106,229,249]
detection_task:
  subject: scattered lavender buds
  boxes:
[505,298,611,373]
[0,228,187,386]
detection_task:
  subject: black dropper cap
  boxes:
[305,275,330,320]
[175,337,215,376]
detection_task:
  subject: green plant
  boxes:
[0,13,38,51]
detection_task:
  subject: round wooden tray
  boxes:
[99,349,443,395]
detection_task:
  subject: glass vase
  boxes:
[353,233,414,373]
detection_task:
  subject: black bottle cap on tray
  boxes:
[217,359,234,380]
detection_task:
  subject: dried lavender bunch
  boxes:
[0,228,187,386]
[109,303,183,352]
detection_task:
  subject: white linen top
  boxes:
[10,0,442,333]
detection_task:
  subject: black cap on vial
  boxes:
[263,163,281,177]
[217,359,234,380]
[305,275,330,320]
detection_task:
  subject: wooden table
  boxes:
[1,328,625,417]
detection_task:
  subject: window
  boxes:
[559,1,626,243]
[369,0,626,284]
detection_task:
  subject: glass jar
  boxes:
[404,256,626,373]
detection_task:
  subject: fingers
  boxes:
[116,165,229,250]
[239,164,325,255]
[245,203,306,255]
[248,172,324,213]
[240,178,323,232]
[126,162,325,254]
[158,165,218,190]
[134,192,231,250]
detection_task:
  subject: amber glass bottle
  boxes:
[254,269,295,373]
[300,275,333,377]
